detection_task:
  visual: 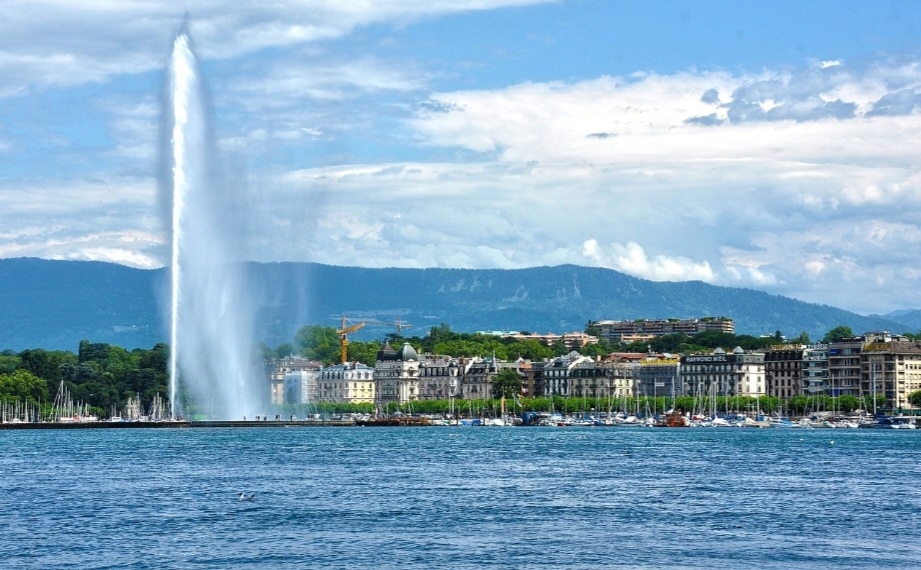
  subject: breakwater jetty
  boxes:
[0,419,356,430]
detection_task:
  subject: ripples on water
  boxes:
[2,427,920,569]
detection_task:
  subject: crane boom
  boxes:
[337,315,365,364]
[393,317,412,334]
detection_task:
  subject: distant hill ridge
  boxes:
[0,257,910,351]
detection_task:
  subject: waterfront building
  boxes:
[514,358,538,397]
[589,317,734,343]
[375,341,421,407]
[827,336,865,396]
[459,356,499,400]
[802,345,829,396]
[605,362,637,400]
[541,352,596,398]
[265,356,322,405]
[316,362,376,404]
[764,344,806,399]
[680,347,765,400]
[860,335,921,412]
[598,352,679,400]
[417,356,460,401]
[568,356,608,399]
[635,357,680,399]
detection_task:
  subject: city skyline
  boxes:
[3,1,921,315]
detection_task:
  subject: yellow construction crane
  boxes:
[337,315,365,364]
[391,317,412,335]
[355,317,413,335]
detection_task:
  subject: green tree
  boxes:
[294,325,340,363]
[550,338,568,356]
[579,341,612,358]
[908,390,921,409]
[348,340,382,366]
[0,353,20,375]
[502,340,554,360]
[78,340,111,363]
[60,362,99,384]
[124,368,164,402]
[692,331,739,350]
[491,368,523,399]
[0,369,49,403]
[788,395,811,415]
[18,348,76,385]
[837,395,861,414]
[822,325,854,344]
[138,343,169,375]
[650,333,688,353]
[429,323,454,343]
[274,343,296,358]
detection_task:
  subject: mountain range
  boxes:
[0,257,917,351]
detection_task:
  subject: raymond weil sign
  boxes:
[683,355,730,364]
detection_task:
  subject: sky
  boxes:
[3,1,921,316]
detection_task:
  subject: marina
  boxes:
[2,409,917,430]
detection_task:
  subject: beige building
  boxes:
[316,362,376,404]
[605,362,637,400]
[861,336,921,412]
[375,341,422,407]
[827,337,865,396]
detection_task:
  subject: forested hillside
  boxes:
[0,258,910,351]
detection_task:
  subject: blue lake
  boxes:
[2,426,920,569]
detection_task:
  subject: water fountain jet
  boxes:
[162,24,262,420]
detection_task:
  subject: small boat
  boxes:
[655,409,688,428]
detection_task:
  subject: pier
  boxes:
[0,419,356,430]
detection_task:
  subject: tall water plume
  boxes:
[162,26,262,419]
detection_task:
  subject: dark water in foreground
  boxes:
[2,426,920,569]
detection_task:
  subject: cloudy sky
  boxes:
[3,1,921,315]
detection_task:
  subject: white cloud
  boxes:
[582,239,715,282]
[5,3,921,316]
[0,1,549,94]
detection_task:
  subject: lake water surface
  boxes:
[2,426,920,569]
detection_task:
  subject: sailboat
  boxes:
[51,380,98,423]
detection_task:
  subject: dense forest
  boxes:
[0,340,168,420]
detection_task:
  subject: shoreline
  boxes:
[0,419,356,430]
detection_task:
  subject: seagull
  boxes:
[239,492,255,502]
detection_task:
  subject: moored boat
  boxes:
[655,409,688,427]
